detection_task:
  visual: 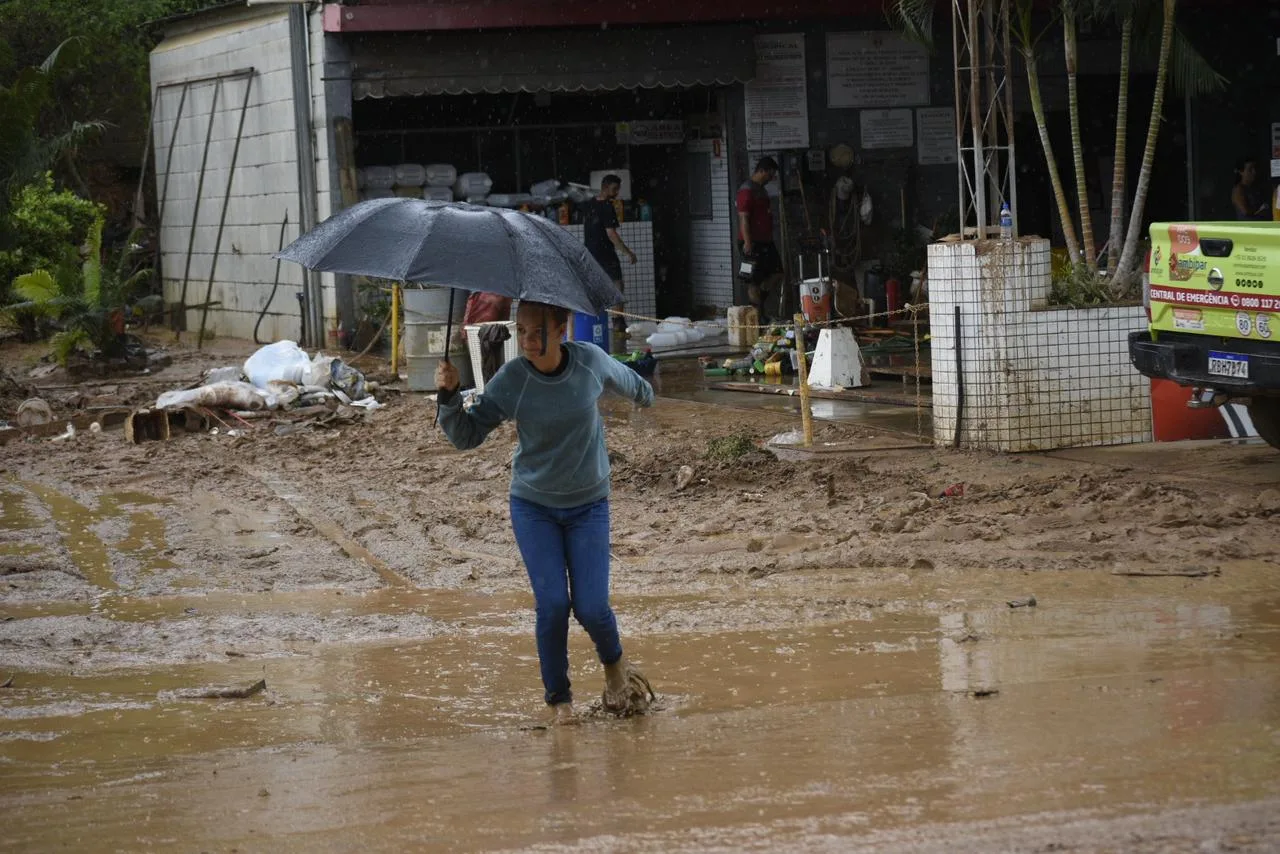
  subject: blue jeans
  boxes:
[509,496,623,706]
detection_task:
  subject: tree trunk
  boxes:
[1025,48,1082,265]
[1116,0,1176,283]
[1106,16,1133,280]
[1064,10,1095,271]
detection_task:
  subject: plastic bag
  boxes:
[244,341,312,389]
[329,359,367,401]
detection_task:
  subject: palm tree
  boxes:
[1114,0,1175,283]
[891,0,1224,293]
[1062,0,1097,270]
[1105,12,1133,277]
[0,40,103,221]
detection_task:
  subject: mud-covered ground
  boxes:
[2,335,1279,852]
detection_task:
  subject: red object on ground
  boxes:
[939,483,965,499]
[1149,379,1229,442]
[885,278,901,317]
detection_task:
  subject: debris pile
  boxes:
[130,341,386,442]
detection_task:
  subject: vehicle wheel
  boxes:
[1248,397,1280,450]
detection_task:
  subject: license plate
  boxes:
[1207,351,1249,379]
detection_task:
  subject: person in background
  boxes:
[1230,158,1270,221]
[736,156,783,320]
[434,300,655,725]
[584,175,635,350]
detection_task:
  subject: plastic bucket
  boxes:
[799,278,832,323]
[571,311,610,352]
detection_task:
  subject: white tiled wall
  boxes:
[929,238,1152,451]
[687,139,736,311]
[151,9,305,343]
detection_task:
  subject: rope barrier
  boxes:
[604,302,927,334]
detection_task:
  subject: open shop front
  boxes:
[346,25,755,356]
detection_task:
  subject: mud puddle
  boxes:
[3,585,1278,850]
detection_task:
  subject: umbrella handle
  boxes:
[443,288,455,365]
[434,287,456,430]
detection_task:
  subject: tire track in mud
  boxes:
[237,465,414,589]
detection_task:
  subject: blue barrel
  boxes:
[572,311,610,351]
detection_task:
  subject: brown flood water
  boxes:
[2,582,1278,852]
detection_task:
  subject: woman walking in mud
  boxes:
[434,301,655,724]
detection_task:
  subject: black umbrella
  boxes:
[276,198,624,362]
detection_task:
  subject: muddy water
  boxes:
[2,480,176,589]
[2,585,1277,851]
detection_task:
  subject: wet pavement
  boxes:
[654,359,933,437]
[2,572,1277,851]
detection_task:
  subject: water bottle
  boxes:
[999,202,1013,241]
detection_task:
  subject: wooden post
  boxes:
[793,313,814,447]
[391,284,401,379]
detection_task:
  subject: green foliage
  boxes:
[4,217,152,363]
[1049,264,1113,308]
[706,433,756,461]
[0,1,221,188]
[0,39,105,219]
[0,172,104,300]
[1048,262,1141,308]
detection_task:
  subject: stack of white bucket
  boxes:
[356,164,462,202]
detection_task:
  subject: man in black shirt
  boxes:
[583,174,635,349]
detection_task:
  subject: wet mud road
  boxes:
[3,360,1280,851]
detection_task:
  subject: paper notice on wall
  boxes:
[827,32,930,109]
[745,33,810,151]
[616,120,685,145]
[916,107,956,165]
[861,109,914,149]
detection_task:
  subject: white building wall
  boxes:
[929,238,1152,452]
[687,139,736,312]
[151,8,317,344]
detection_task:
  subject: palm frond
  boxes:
[1167,27,1227,96]
[1131,7,1225,97]
[887,0,936,50]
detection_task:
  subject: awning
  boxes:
[349,25,755,99]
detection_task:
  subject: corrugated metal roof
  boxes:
[349,25,755,98]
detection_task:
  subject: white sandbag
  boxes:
[363,166,396,190]
[454,172,493,197]
[156,382,267,411]
[394,163,427,187]
[394,186,424,199]
[465,196,489,206]
[530,179,562,197]
[423,187,454,202]
[487,193,533,209]
[425,164,457,188]
[244,340,312,389]
[362,188,395,200]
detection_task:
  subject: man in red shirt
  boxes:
[736,156,782,319]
